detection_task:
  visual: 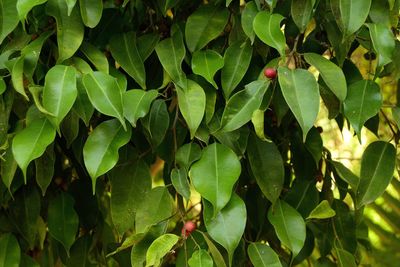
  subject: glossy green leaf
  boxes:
[141,99,170,148]
[357,141,396,208]
[17,0,47,21]
[46,0,84,63]
[43,65,77,129]
[176,80,206,139]
[247,133,284,204]
[304,127,323,165]
[304,53,347,101]
[155,28,186,87]
[47,192,79,255]
[343,80,382,138]
[241,1,257,43]
[145,234,179,267]
[66,236,95,267]
[135,186,174,234]
[80,42,108,73]
[278,66,319,141]
[268,199,306,257]
[123,89,158,127]
[110,160,151,235]
[221,80,269,132]
[12,118,56,180]
[175,142,202,172]
[171,168,191,200]
[336,248,357,267]
[82,71,126,128]
[366,23,395,67]
[331,161,359,189]
[137,33,160,61]
[11,56,28,100]
[131,238,151,267]
[0,233,20,267]
[330,0,371,37]
[307,200,336,220]
[79,0,102,28]
[190,143,241,215]
[0,0,19,44]
[221,41,253,98]
[253,11,286,57]
[248,243,282,267]
[185,5,229,52]
[291,0,314,32]
[65,0,77,15]
[0,137,18,191]
[188,249,213,267]
[203,194,246,265]
[199,232,227,267]
[35,144,55,196]
[109,32,146,89]
[192,50,224,88]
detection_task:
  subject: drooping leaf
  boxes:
[17,0,47,21]
[123,89,158,127]
[247,132,284,204]
[185,5,229,52]
[304,53,347,101]
[141,99,170,148]
[278,66,320,141]
[253,11,286,57]
[46,0,84,63]
[79,0,103,28]
[47,192,79,255]
[192,50,224,88]
[83,119,131,193]
[307,200,336,220]
[331,161,359,189]
[188,249,213,267]
[268,199,306,257]
[221,41,253,98]
[35,144,55,196]
[304,127,323,166]
[80,42,108,73]
[291,0,314,32]
[343,80,382,138]
[190,143,241,215]
[357,141,396,208]
[176,80,206,139]
[366,23,395,67]
[175,142,202,172]
[12,117,56,180]
[1,136,18,191]
[171,168,191,200]
[145,234,180,267]
[0,233,20,267]
[241,1,258,43]
[199,232,227,267]
[11,56,28,100]
[247,243,282,267]
[109,32,146,89]
[203,194,247,265]
[221,80,269,132]
[137,33,160,61]
[0,0,19,44]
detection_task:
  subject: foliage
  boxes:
[0,0,399,266]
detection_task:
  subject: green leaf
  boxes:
[46,0,84,63]
[141,99,170,148]
[185,5,229,52]
[247,243,282,267]
[1,137,18,192]
[20,254,40,267]
[330,0,371,37]
[199,232,227,267]
[83,119,131,193]
[357,141,396,208]
[241,1,258,43]
[145,234,179,267]
[11,56,28,100]
[221,80,269,132]
[137,33,160,61]
[135,186,174,234]
[188,249,213,267]
[155,28,186,87]
[253,11,286,57]
[43,65,77,129]
[66,236,95,267]
[331,161,359,189]
[82,71,126,128]
[190,143,241,215]
[336,248,357,267]
[65,0,77,15]
[17,0,47,21]
[12,117,56,181]
[176,80,206,139]
[0,0,19,44]
[79,0,102,28]
[192,50,224,88]
[123,89,158,127]
[304,127,323,165]
[304,53,347,101]
[343,80,382,138]
[35,144,55,196]
[203,194,247,265]
[221,41,253,98]
[175,142,202,172]
[110,160,151,235]
[131,238,152,267]
[109,32,146,89]
[268,199,306,257]
[47,192,79,255]
[80,42,109,73]
[307,200,336,220]
[171,168,191,200]
[278,67,319,141]
[291,0,314,32]
[0,233,20,267]
[366,23,395,67]
[247,133,284,204]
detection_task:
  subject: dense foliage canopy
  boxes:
[0,0,399,266]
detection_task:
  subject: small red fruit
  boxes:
[264,68,277,79]
[181,221,197,237]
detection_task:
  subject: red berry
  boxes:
[181,221,197,237]
[264,68,277,79]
